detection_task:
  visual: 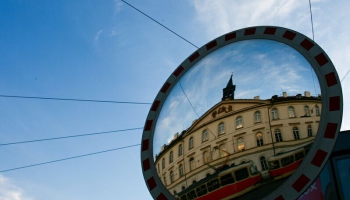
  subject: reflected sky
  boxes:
[153,39,321,156]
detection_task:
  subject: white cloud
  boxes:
[0,175,32,200]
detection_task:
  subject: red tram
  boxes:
[176,162,262,200]
[268,147,306,180]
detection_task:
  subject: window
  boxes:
[218,122,225,135]
[236,116,243,129]
[196,184,208,197]
[170,170,174,183]
[293,127,300,140]
[189,157,195,171]
[315,105,320,116]
[163,176,167,186]
[256,133,264,146]
[181,186,186,191]
[207,179,220,192]
[162,158,165,169]
[169,151,173,163]
[304,106,310,116]
[288,106,295,118]
[179,164,184,177]
[220,173,234,186]
[202,129,208,142]
[254,111,261,123]
[237,137,245,151]
[275,129,283,142]
[157,164,160,173]
[203,151,210,164]
[235,168,249,181]
[260,156,268,171]
[307,125,312,137]
[271,108,278,119]
[281,156,294,167]
[219,144,228,158]
[189,137,194,149]
[178,144,183,156]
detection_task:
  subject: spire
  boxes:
[222,73,236,101]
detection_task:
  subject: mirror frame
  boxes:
[141,26,343,200]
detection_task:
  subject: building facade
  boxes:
[154,76,322,195]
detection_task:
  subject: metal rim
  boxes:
[141,26,343,200]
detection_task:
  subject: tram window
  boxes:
[187,190,197,200]
[196,184,208,197]
[207,178,220,192]
[269,160,280,169]
[281,156,295,167]
[180,195,188,200]
[295,151,305,161]
[235,168,249,181]
[220,173,235,186]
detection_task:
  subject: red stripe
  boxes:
[244,28,256,35]
[300,39,314,51]
[206,40,217,50]
[225,32,236,41]
[292,174,310,192]
[282,31,296,40]
[157,193,168,200]
[142,139,149,151]
[147,177,157,191]
[151,100,160,111]
[143,158,151,171]
[264,27,277,35]
[160,82,171,93]
[315,53,328,67]
[144,120,153,131]
[173,66,184,77]
[325,72,338,87]
[274,195,285,200]
[324,123,338,139]
[329,96,340,111]
[189,51,200,62]
[311,149,328,167]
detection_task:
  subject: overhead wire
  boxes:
[0,127,143,147]
[0,94,151,105]
[121,0,199,49]
[0,144,140,173]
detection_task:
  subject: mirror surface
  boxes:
[153,39,322,199]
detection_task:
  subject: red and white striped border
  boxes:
[141,26,343,200]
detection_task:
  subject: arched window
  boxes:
[304,106,310,116]
[218,122,225,135]
[260,156,268,171]
[293,127,300,140]
[315,105,320,116]
[178,144,183,156]
[219,144,228,157]
[179,164,184,177]
[288,106,295,118]
[162,158,165,169]
[157,164,160,173]
[189,157,195,171]
[202,129,208,142]
[271,108,278,120]
[203,151,210,164]
[192,180,197,184]
[169,151,173,163]
[170,170,174,183]
[182,186,186,191]
[163,176,167,186]
[254,111,261,123]
[189,137,194,149]
[308,125,312,137]
[256,133,264,146]
[237,138,245,151]
[236,116,243,129]
[275,129,283,142]
[174,190,177,195]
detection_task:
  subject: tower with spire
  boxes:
[222,73,236,101]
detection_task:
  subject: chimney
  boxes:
[254,96,260,100]
[283,92,287,97]
[304,91,310,97]
[174,132,179,139]
[161,144,166,151]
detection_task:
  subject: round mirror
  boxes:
[141,26,342,200]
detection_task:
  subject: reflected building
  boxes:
[154,75,321,198]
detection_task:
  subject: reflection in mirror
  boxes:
[153,39,322,199]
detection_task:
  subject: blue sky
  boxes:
[0,1,349,200]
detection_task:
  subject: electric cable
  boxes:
[0,94,151,105]
[0,144,140,173]
[0,127,143,147]
[341,69,350,83]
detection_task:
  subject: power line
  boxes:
[0,127,143,147]
[308,0,315,41]
[0,144,140,173]
[341,69,350,82]
[121,0,199,49]
[0,94,151,105]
